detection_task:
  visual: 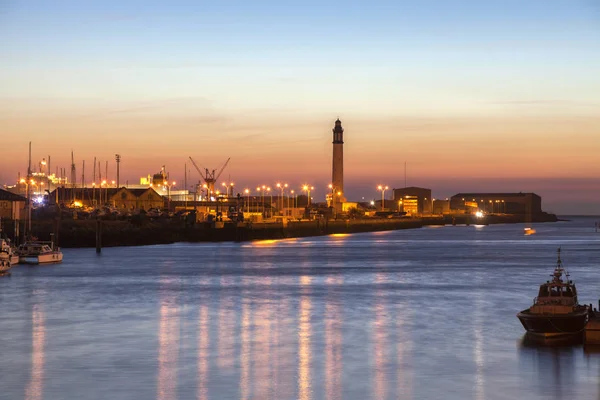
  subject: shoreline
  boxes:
[1,213,559,248]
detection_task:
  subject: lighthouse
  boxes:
[330,118,346,210]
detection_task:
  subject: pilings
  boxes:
[95,219,102,253]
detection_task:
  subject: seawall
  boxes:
[2,212,558,248]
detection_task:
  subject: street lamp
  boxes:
[276,183,288,215]
[244,189,250,212]
[302,185,314,206]
[377,185,388,211]
[290,190,296,209]
[222,182,235,197]
[266,187,272,218]
[257,186,265,217]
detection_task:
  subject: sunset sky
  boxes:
[1,1,599,214]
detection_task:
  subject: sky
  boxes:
[1,0,599,214]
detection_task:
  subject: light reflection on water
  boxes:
[157,275,179,400]
[25,292,45,400]
[2,217,600,399]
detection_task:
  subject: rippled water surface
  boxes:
[2,217,600,400]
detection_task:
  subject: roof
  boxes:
[0,188,27,202]
[393,187,431,191]
[48,186,160,201]
[452,192,540,198]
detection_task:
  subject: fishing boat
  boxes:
[517,248,589,338]
[17,240,63,265]
[0,238,18,272]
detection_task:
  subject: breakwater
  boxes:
[1,212,558,248]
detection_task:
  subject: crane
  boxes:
[188,156,231,198]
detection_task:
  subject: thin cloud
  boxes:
[487,100,600,108]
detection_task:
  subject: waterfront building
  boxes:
[48,187,163,210]
[392,187,433,215]
[0,188,26,220]
[449,193,542,215]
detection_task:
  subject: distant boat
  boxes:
[517,248,589,338]
[17,240,63,265]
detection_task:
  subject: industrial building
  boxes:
[0,188,26,220]
[450,193,542,215]
[392,187,433,215]
[48,187,164,210]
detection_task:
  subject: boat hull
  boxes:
[517,309,588,337]
[21,252,63,265]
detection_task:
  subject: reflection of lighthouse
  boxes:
[330,119,346,211]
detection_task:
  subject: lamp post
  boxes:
[290,190,296,209]
[276,183,288,215]
[222,182,235,197]
[267,187,272,218]
[302,185,313,207]
[377,185,388,211]
[244,189,250,212]
[257,186,265,217]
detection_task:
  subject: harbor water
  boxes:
[2,217,600,400]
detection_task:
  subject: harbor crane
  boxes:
[188,156,231,198]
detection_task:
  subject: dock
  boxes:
[584,304,600,345]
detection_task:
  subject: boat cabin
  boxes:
[529,250,580,314]
[17,242,55,255]
[535,281,578,306]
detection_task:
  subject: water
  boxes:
[2,217,600,400]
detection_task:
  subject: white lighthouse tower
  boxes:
[330,118,346,211]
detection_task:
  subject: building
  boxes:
[48,187,164,210]
[450,193,542,215]
[0,188,26,220]
[432,199,450,215]
[329,118,346,212]
[392,187,433,215]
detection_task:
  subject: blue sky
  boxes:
[1,1,599,213]
[2,0,599,111]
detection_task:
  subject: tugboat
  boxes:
[517,248,589,338]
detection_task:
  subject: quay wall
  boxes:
[0,212,558,248]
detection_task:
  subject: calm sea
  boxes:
[2,217,600,400]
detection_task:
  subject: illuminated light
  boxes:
[370,200,375,206]
[72,201,83,207]
[330,233,349,238]
[252,239,280,246]
[475,211,484,218]
[34,197,44,204]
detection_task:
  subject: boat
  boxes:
[17,240,63,265]
[0,238,18,272]
[517,248,589,338]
